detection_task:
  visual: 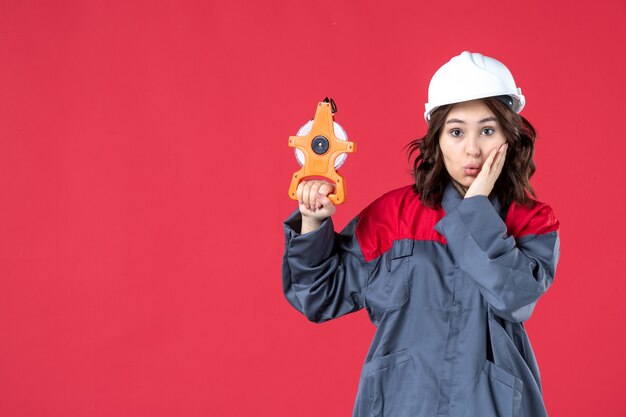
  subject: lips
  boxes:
[463,163,481,176]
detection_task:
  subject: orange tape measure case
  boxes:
[288,99,357,205]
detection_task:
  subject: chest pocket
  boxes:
[382,240,414,309]
[365,240,414,322]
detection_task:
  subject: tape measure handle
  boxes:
[287,172,346,205]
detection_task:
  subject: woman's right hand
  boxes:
[297,180,336,233]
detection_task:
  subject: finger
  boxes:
[488,144,503,172]
[318,181,335,197]
[296,181,305,205]
[495,143,507,172]
[317,181,336,209]
[316,193,336,214]
[486,144,507,184]
[302,180,314,211]
[497,142,506,157]
[483,147,498,171]
[309,181,323,210]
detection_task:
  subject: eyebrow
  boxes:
[446,116,498,124]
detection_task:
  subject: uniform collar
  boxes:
[441,181,504,219]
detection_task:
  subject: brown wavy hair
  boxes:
[406,97,537,209]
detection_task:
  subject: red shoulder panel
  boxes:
[505,200,560,239]
[355,185,446,262]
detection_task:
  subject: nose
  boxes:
[465,134,480,157]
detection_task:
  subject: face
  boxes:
[438,99,506,189]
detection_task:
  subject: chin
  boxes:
[459,178,475,188]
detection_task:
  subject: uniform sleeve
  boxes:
[282,210,369,323]
[434,196,560,323]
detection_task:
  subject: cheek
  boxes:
[438,138,451,160]
[481,136,506,155]
[438,148,459,178]
[493,134,507,147]
[439,140,461,166]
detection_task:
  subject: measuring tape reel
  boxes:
[288,99,356,205]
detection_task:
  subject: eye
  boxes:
[449,128,462,137]
[481,127,495,136]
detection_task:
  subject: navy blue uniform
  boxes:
[282,183,560,417]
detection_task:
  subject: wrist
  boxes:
[464,191,483,198]
[301,215,324,234]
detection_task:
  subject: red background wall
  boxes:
[1,1,624,416]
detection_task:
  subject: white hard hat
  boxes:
[424,51,525,122]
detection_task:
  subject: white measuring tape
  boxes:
[293,119,349,169]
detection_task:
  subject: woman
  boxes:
[282,51,560,417]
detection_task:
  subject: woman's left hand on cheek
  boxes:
[465,143,508,198]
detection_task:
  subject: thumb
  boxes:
[315,192,336,213]
[316,192,332,206]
